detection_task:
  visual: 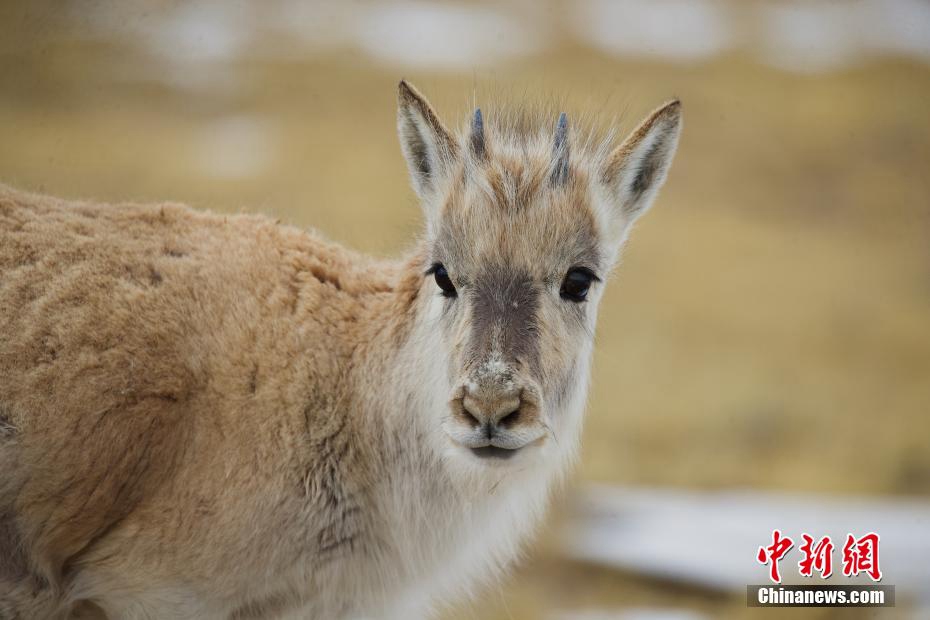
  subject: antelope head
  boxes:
[397,81,681,468]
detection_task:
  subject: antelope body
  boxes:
[0,82,681,619]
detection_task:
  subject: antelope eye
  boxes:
[430,263,457,298]
[560,267,597,302]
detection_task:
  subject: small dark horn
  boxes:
[551,112,569,185]
[470,108,486,159]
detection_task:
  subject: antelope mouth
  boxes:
[469,445,520,460]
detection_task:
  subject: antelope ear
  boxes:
[602,100,682,225]
[397,80,458,200]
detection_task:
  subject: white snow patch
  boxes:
[758,0,930,73]
[574,0,732,61]
[561,484,930,602]
[354,2,542,69]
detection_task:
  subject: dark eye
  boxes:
[560,267,598,302]
[429,263,457,298]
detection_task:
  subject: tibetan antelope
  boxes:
[0,81,681,619]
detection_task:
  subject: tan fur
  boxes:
[0,83,681,619]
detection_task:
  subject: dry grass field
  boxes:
[1,2,928,617]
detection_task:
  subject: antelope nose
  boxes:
[448,383,545,455]
[460,388,523,433]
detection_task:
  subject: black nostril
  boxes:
[498,409,521,428]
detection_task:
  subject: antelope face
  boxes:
[425,198,600,463]
[397,81,681,465]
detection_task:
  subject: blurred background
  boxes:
[1,1,929,618]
